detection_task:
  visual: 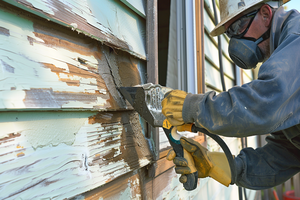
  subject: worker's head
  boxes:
[210,0,287,69]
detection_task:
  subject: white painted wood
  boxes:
[120,0,146,18]
[243,69,254,80]
[203,9,217,42]
[4,0,146,59]
[88,0,146,58]
[0,111,151,199]
[204,34,235,79]
[243,71,253,84]
[205,60,235,91]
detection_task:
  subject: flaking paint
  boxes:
[10,0,146,59]
[0,8,114,110]
[0,111,151,199]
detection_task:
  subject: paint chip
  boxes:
[70,23,78,30]
[0,26,9,36]
[1,60,15,73]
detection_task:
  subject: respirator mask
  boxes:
[225,9,271,69]
[228,29,270,69]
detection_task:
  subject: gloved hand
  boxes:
[161,90,187,126]
[166,137,232,187]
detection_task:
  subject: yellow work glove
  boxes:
[161,90,187,126]
[167,137,232,187]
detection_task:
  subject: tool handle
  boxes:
[163,120,198,191]
[190,124,236,184]
[176,123,236,184]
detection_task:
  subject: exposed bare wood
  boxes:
[146,1,159,179]
[195,0,205,94]
[154,156,175,178]
[147,0,158,84]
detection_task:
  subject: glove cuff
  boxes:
[182,93,205,124]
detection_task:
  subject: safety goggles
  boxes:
[225,10,259,38]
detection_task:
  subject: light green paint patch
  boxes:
[0,8,109,109]
[0,8,43,42]
[0,112,93,149]
[3,0,146,60]
[19,0,146,58]
[26,0,55,15]
[120,0,146,18]
[119,186,132,200]
[0,91,26,109]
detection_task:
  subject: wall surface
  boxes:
[202,0,257,199]
[0,1,153,199]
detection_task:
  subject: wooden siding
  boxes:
[120,0,146,18]
[0,1,146,111]
[203,1,235,93]
[0,1,152,199]
[0,111,152,199]
[4,0,146,60]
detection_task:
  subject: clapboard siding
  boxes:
[205,59,235,92]
[0,111,151,199]
[203,0,236,93]
[0,2,145,111]
[0,1,153,199]
[4,0,146,60]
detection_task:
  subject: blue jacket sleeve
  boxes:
[182,34,300,137]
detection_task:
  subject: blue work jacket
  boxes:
[183,7,300,149]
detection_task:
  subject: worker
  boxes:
[162,0,300,190]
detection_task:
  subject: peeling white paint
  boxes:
[96,97,107,106]
[23,0,146,58]
[29,0,56,15]
[0,8,109,109]
[0,112,150,199]
[138,158,150,167]
[70,22,78,29]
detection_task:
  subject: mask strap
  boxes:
[242,28,271,44]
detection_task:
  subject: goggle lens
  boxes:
[225,10,259,38]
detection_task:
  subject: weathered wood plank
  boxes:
[0,111,152,199]
[147,0,158,84]
[196,0,205,94]
[3,0,146,60]
[0,3,144,111]
[70,168,151,200]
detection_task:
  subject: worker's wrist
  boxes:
[182,93,205,124]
